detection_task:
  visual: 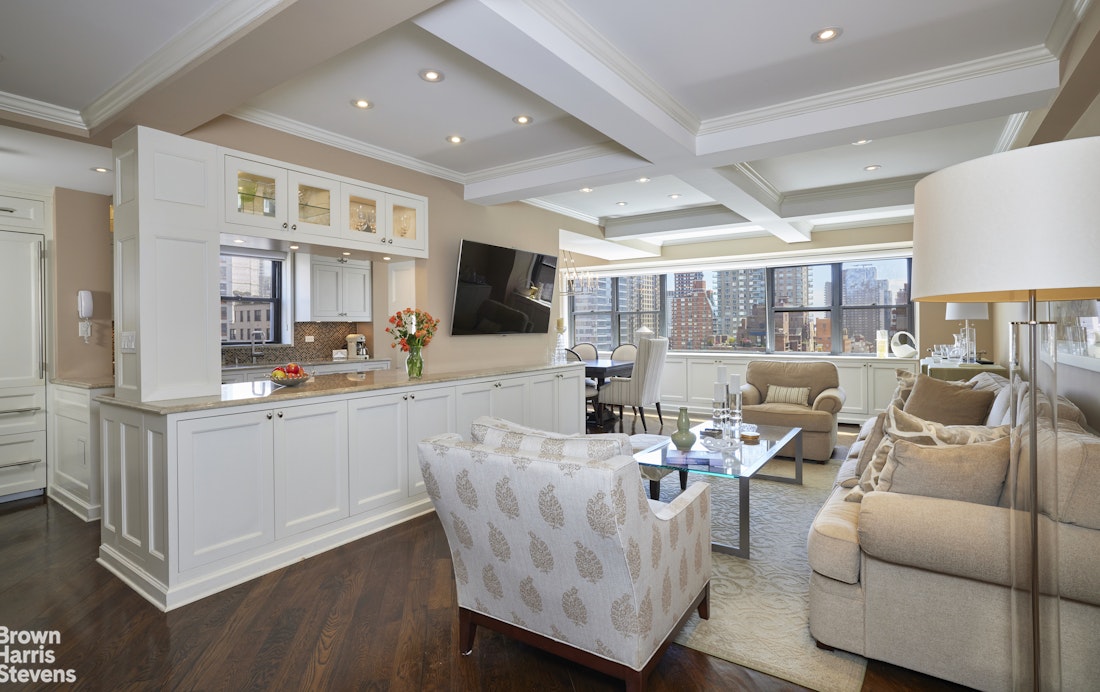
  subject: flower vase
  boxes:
[405,343,424,378]
[670,407,696,452]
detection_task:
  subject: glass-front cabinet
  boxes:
[225,156,338,235]
[342,183,388,244]
[387,193,427,255]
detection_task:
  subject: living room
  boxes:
[2,1,1099,690]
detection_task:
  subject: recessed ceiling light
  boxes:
[350,99,373,109]
[91,166,111,173]
[668,193,681,200]
[382,256,391,261]
[512,115,533,125]
[342,251,351,256]
[852,139,872,146]
[446,135,464,144]
[233,239,245,244]
[636,177,650,183]
[289,245,299,250]
[616,201,628,206]
[580,187,594,193]
[812,27,843,43]
[864,164,882,171]
[419,69,444,82]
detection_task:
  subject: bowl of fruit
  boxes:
[270,363,311,387]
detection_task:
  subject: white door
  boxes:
[0,231,44,388]
[554,370,586,435]
[273,401,349,538]
[527,373,558,432]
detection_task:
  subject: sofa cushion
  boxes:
[902,373,995,425]
[765,384,811,406]
[888,368,917,409]
[854,411,887,478]
[469,416,632,460]
[807,485,863,584]
[876,437,1011,506]
[845,407,1010,502]
[740,404,836,432]
[835,455,861,489]
[985,383,1014,427]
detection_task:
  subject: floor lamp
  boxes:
[912,136,1100,689]
[945,302,989,362]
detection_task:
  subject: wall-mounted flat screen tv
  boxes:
[451,239,557,335]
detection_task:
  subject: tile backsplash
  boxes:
[222,322,377,366]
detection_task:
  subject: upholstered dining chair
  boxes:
[610,342,637,362]
[597,337,668,432]
[564,348,599,413]
[571,341,598,361]
[417,416,711,692]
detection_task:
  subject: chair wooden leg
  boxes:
[458,607,477,655]
[697,582,710,620]
[655,402,663,425]
[678,470,687,491]
[638,406,647,432]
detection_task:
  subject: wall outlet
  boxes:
[305,335,315,343]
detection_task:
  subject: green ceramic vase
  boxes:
[670,407,696,451]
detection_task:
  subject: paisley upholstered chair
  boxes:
[417,416,711,691]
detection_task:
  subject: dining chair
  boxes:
[597,337,668,432]
[610,343,637,362]
[571,342,598,361]
[565,348,599,413]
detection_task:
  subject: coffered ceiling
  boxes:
[0,0,1088,256]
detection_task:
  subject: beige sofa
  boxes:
[807,371,1100,690]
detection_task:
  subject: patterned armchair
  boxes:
[417,416,711,691]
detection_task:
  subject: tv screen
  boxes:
[451,239,557,335]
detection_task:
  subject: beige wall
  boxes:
[187,116,600,371]
[53,188,113,381]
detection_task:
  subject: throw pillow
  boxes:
[876,437,1011,506]
[854,411,887,477]
[765,384,811,406]
[844,406,1010,502]
[888,368,917,409]
[902,373,996,425]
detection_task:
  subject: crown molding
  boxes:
[82,0,288,130]
[465,143,628,184]
[229,107,466,183]
[782,175,924,208]
[1046,0,1094,57]
[698,45,1057,136]
[730,163,783,206]
[522,197,599,225]
[995,112,1029,151]
[0,91,88,134]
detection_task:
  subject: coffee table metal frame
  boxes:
[633,422,803,559]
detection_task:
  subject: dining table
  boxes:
[581,358,634,430]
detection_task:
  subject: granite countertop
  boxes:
[97,362,582,416]
[222,358,391,371]
[51,377,116,389]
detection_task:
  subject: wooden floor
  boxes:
[0,483,967,691]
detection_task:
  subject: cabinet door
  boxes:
[288,170,338,235]
[348,391,408,513]
[340,264,372,321]
[0,231,45,387]
[455,377,527,435]
[406,387,455,496]
[454,381,494,435]
[554,370,585,435]
[224,156,287,231]
[310,261,343,319]
[869,361,914,414]
[177,411,275,571]
[273,401,349,538]
[686,357,729,407]
[526,373,557,433]
[342,182,388,245]
[660,356,688,406]
[387,194,427,256]
[834,362,869,417]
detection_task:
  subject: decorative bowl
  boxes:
[698,434,740,453]
[270,372,311,387]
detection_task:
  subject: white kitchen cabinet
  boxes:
[386,193,427,256]
[338,184,427,257]
[455,375,530,436]
[295,254,372,322]
[406,386,458,495]
[224,155,338,235]
[310,360,389,375]
[0,193,46,229]
[272,401,348,538]
[49,384,112,520]
[527,368,586,435]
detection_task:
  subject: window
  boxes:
[220,253,283,345]
[571,275,662,351]
[571,257,911,355]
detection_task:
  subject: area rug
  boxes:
[664,434,867,692]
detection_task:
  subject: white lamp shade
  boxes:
[912,137,1100,303]
[944,302,989,321]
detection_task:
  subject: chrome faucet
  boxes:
[250,329,265,364]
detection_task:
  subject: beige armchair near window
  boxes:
[740,360,846,462]
[598,337,668,432]
[417,417,711,692]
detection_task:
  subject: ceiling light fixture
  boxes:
[382,256,391,261]
[233,239,245,244]
[512,115,533,125]
[616,201,628,206]
[668,193,681,200]
[864,164,882,171]
[91,167,111,173]
[852,139,872,146]
[636,177,650,183]
[419,69,444,82]
[350,99,372,109]
[446,135,464,144]
[812,27,843,43]
[580,187,594,193]
[289,245,299,250]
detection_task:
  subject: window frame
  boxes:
[569,274,666,351]
[219,248,287,346]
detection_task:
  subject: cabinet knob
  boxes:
[388,238,393,244]
[409,394,415,400]
[290,224,297,231]
[277,411,283,418]
[494,382,502,388]
[282,222,288,229]
[266,412,273,419]
[403,394,409,400]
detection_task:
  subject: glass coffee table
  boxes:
[633,422,803,559]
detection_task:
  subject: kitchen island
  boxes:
[97,362,585,611]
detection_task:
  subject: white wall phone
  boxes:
[78,290,93,343]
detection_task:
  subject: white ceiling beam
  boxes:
[676,168,811,243]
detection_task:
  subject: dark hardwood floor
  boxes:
[0,484,966,692]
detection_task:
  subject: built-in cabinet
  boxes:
[660,353,917,424]
[221,359,390,384]
[49,384,112,520]
[294,254,372,322]
[98,363,582,610]
[224,156,339,235]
